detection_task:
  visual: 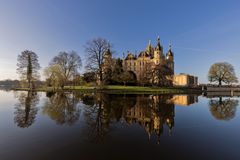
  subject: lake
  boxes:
[0,90,240,160]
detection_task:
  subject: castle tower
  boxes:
[102,46,112,80]
[145,40,155,58]
[103,44,112,62]
[146,40,152,53]
[166,44,174,73]
[153,36,164,64]
[155,36,162,51]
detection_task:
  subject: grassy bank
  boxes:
[13,85,201,94]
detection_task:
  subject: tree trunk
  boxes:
[28,79,31,89]
[99,69,103,86]
[218,80,222,86]
[219,97,223,104]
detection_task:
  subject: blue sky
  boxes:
[0,0,240,83]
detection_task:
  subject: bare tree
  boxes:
[42,92,81,125]
[84,38,112,85]
[49,51,82,89]
[17,50,40,89]
[208,62,238,86]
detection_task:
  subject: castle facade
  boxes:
[122,37,174,84]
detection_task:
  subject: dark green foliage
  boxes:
[120,71,137,86]
[14,91,39,128]
[111,58,124,84]
[17,50,40,89]
[83,71,96,83]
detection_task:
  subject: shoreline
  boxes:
[12,85,202,94]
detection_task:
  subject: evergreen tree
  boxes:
[17,50,40,89]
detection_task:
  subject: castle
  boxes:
[102,37,198,86]
[122,37,174,84]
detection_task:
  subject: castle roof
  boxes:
[125,53,136,60]
[155,36,162,51]
[138,51,150,58]
[167,51,173,57]
[104,48,112,56]
[166,46,173,57]
[124,37,174,60]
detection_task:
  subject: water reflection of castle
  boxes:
[123,95,198,143]
[124,95,174,143]
[38,93,197,142]
[13,91,238,145]
[171,95,198,106]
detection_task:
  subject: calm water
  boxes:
[0,90,240,160]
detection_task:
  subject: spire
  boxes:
[167,43,173,57]
[107,41,111,52]
[169,43,172,50]
[146,40,152,53]
[156,36,161,51]
[148,40,151,46]
[104,41,111,56]
[106,48,111,56]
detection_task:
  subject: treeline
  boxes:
[15,37,132,89]
[14,37,239,90]
[16,37,175,90]
[0,79,19,86]
[0,80,44,86]
[0,80,44,90]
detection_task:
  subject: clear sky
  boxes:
[0,0,240,83]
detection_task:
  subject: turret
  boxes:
[155,36,162,51]
[166,44,174,72]
[146,40,151,52]
[166,44,173,59]
[103,45,112,64]
[103,42,112,58]
[153,36,164,63]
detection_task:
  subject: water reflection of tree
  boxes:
[42,92,81,125]
[209,97,238,121]
[81,93,175,144]
[82,93,137,143]
[14,91,39,128]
